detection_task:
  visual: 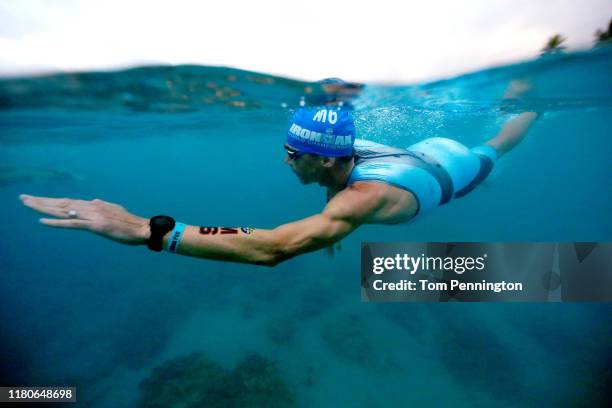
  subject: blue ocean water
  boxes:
[1,48,611,407]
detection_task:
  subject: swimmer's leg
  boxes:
[485,112,538,158]
[454,111,538,198]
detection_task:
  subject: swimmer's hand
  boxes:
[19,194,150,246]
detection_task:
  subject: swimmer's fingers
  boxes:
[21,194,149,245]
[20,194,94,229]
[20,194,85,209]
[22,201,75,218]
[19,194,89,217]
[39,218,92,230]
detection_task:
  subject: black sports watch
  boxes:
[147,215,176,252]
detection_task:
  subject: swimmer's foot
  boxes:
[503,79,533,100]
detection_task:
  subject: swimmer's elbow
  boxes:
[256,250,283,267]
[260,215,351,266]
[261,236,335,267]
[255,256,281,267]
[255,240,293,267]
[263,233,323,266]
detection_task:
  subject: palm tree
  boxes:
[541,34,566,55]
[594,19,611,45]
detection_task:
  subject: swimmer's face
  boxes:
[322,82,363,97]
[284,144,325,185]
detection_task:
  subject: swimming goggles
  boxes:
[284,144,305,160]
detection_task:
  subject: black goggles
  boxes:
[284,144,306,160]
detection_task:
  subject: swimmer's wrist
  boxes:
[136,219,152,246]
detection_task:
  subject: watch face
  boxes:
[148,215,176,252]
[150,215,175,231]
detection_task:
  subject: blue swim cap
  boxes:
[319,77,347,85]
[287,108,355,157]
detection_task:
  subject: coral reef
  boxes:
[139,352,295,408]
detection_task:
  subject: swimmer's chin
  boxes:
[292,173,312,185]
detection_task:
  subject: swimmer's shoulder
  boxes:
[340,181,418,224]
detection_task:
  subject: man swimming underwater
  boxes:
[20,107,537,266]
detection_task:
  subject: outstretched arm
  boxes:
[19,184,390,266]
[174,210,358,266]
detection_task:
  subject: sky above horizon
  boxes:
[0,0,609,83]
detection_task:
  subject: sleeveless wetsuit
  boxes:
[347,138,497,219]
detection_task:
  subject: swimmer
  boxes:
[19,108,537,266]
